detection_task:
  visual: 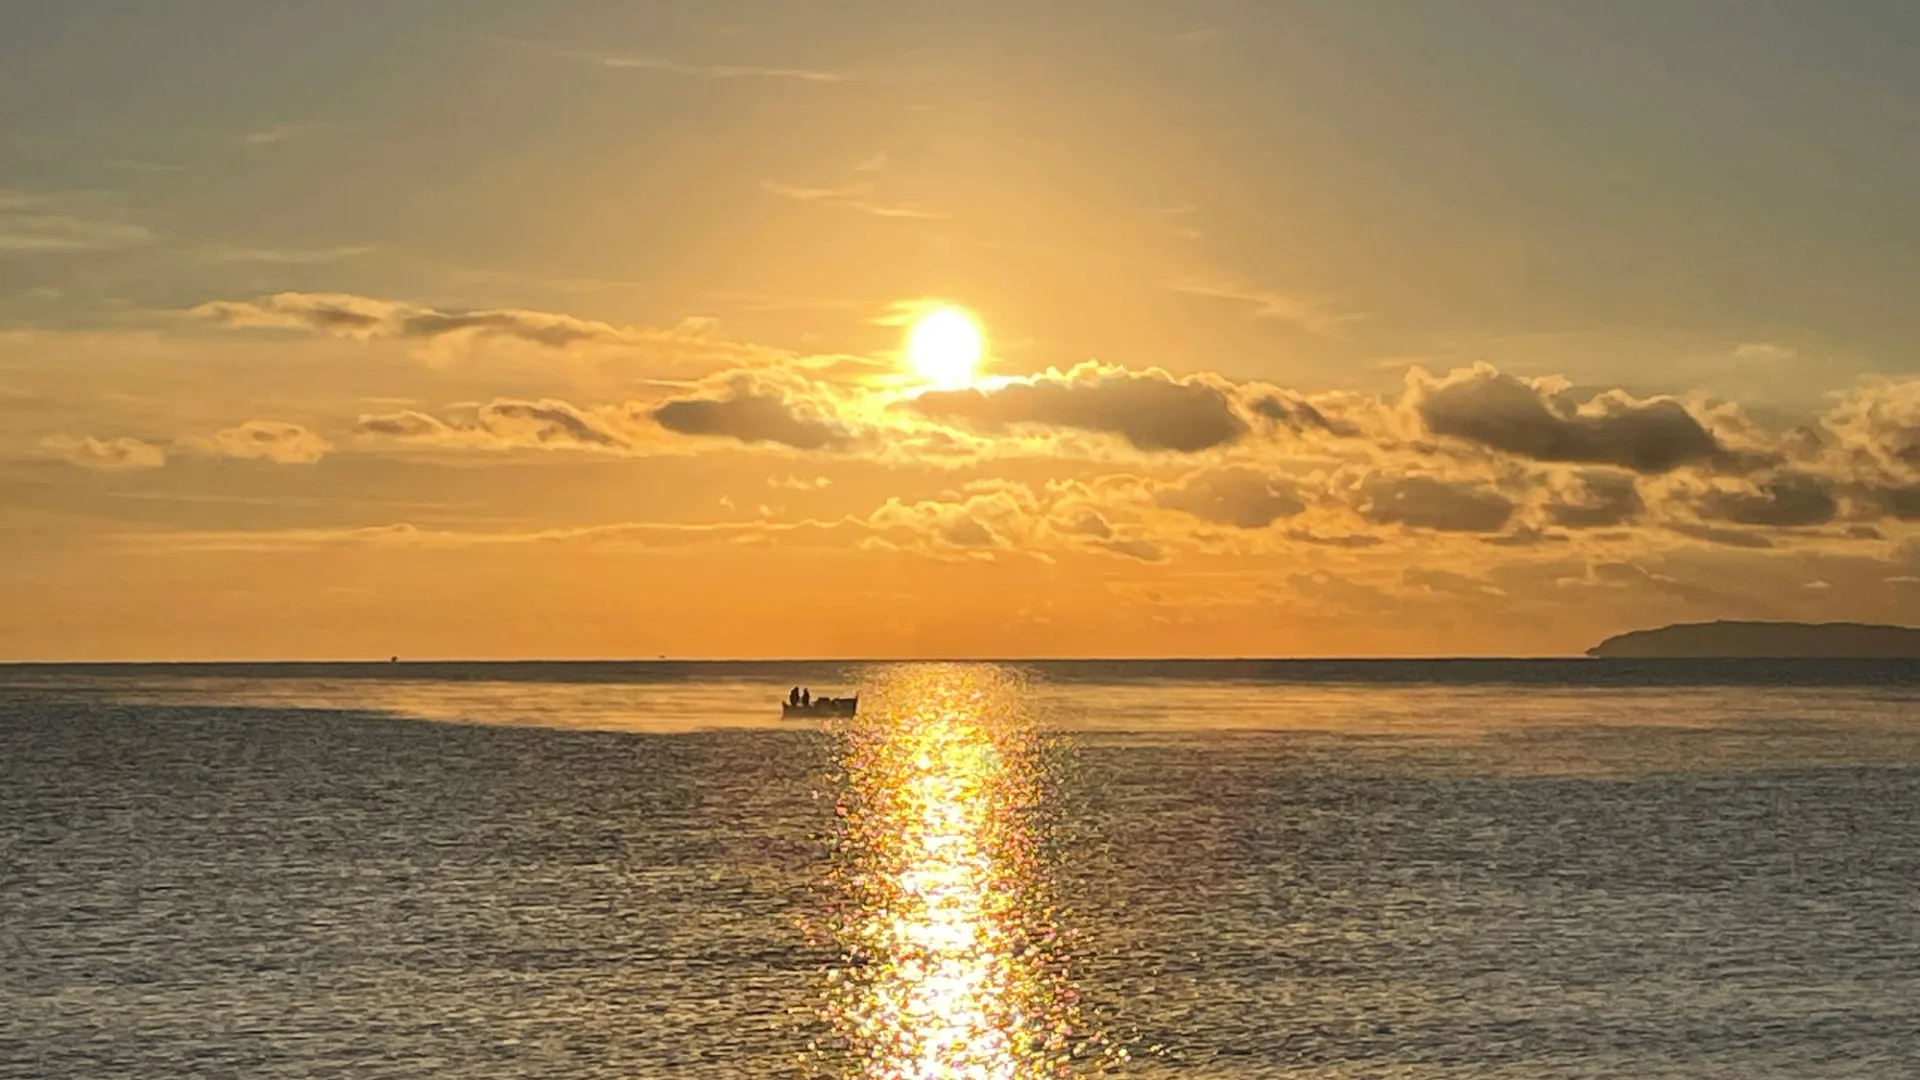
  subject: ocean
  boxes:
[3,660,1918,1078]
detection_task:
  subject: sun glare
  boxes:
[905,307,984,389]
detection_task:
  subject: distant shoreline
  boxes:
[1587,621,1920,659]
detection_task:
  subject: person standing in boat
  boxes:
[801,688,811,707]
[789,686,801,707]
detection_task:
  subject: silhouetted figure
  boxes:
[801,688,811,707]
[789,686,801,707]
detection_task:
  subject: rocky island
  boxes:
[1588,621,1920,659]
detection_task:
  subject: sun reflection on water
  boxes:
[813,665,1119,1079]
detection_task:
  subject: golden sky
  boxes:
[4,1,1919,659]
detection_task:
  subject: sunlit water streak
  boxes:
[814,666,1119,1079]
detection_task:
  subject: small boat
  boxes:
[782,695,858,719]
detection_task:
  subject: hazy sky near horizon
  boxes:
[4,0,1919,659]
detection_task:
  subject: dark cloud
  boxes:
[1064,510,1114,539]
[1667,523,1776,549]
[1251,394,1350,436]
[1698,473,1837,527]
[354,411,450,439]
[1416,367,1723,473]
[652,391,845,450]
[1863,484,1920,521]
[480,400,624,448]
[941,516,998,548]
[1156,467,1305,528]
[400,310,620,349]
[1547,471,1644,528]
[1286,530,1383,548]
[912,371,1245,452]
[1484,525,1570,547]
[191,292,629,349]
[1360,475,1514,533]
[355,400,630,452]
[1095,537,1166,562]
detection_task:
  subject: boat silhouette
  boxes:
[781,695,857,719]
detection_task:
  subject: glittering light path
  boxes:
[817,666,1114,1079]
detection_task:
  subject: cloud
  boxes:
[762,179,945,220]
[355,399,638,453]
[769,474,832,490]
[1412,364,1726,473]
[39,434,166,470]
[0,387,52,413]
[1249,393,1352,437]
[243,124,296,146]
[1155,467,1306,529]
[1587,560,1779,613]
[1404,566,1506,599]
[1820,377,1920,478]
[120,516,873,554]
[1546,471,1645,529]
[940,515,998,548]
[190,292,771,371]
[859,483,1185,563]
[1698,473,1838,527]
[1666,523,1775,549]
[652,389,847,450]
[1093,536,1167,562]
[185,421,331,464]
[1062,509,1113,539]
[0,191,154,254]
[354,410,451,440]
[1483,525,1569,548]
[191,292,631,348]
[480,400,628,449]
[504,38,848,82]
[1167,278,1354,337]
[867,493,1030,557]
[911,365,1246,453]
[105,159,189,174]
[197,244,376,265]
[1360,475,1514,533]
[1863,484,1920,521]
[1286,529,1383,549]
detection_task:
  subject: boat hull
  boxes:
[781,696,857,719]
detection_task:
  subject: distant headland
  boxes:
[1588,621,1920,659]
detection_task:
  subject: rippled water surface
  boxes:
[3,660,1919,1078]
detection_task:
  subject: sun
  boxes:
[905,307,984,389]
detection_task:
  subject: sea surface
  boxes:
[3,660,1919,1079]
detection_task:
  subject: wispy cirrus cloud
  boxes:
[119,515,873,554]
[761,179,946,220]
[1167,277,1356,338]
[105,160,189,174]
[502,37,849,83]
[0,191,154,254]
[196,244,376,265]
[242,124,297,147]
[187,291,775,370]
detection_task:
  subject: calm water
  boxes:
[3,661,1919,1078]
